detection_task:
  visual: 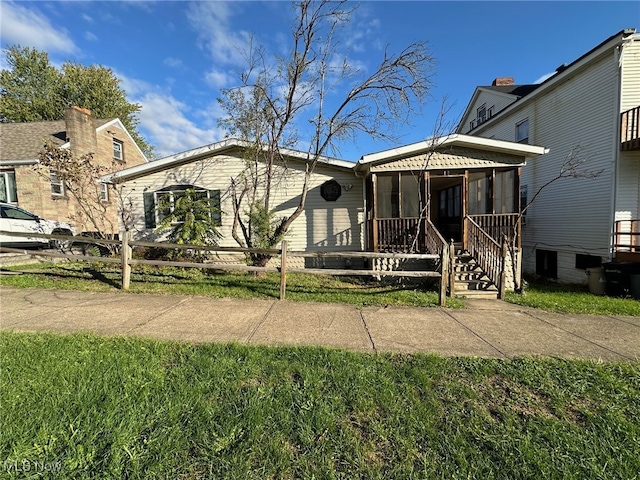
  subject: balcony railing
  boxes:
[621,106,640,151]
[614,219,640,254]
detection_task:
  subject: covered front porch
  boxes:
[356,135,548,297]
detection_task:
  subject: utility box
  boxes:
[602,262,640,297]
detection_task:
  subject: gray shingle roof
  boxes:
[482,84,540,98]
[0,118,111,161]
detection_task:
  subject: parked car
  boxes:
[0,202,74,249]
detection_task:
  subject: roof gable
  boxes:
[103,138,355,184]
[456,28,638,134]
[0,117,134,164]
[357,134,548,172]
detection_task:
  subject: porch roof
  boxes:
[356,134,548,171]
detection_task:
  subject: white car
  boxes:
[0,202,74,249]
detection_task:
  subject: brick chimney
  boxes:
[64,106,97,157]
[492,77,515,86]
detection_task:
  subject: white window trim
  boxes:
[477,104,487,125]
[0,170,18,203]
[155,188,211,225]
[99,183,109,202]
[50,170,64,196]
[113,139,124,161]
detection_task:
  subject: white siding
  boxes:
[615,35,640,237]
[471,49,623,283]
[119,152,363,252]
[620,35,640,111]
[459,89,519,134]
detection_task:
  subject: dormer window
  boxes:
[113,139,124,161]
[477,104,487,124]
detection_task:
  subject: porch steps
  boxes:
[452,250,499,300]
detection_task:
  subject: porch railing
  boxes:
[467,216,507,298]
[614,219,640,253]
[425,218,451,295]
[468,213,519,245]
[621,106,640,151]
[375,218,422,252]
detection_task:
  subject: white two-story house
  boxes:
[457,28,640,285]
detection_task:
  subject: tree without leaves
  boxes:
[37,141,134,255]
[1,45,154,158]
[218,0,434,265]
[509,145,603,293]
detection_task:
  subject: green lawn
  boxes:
[1,332,638,479]
[0,261,464,308]
[505,280,640,316]
[2,261,640,315]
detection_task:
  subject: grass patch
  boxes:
[0,261,464,308]
[506,280,640,316]
[1,331,639,479]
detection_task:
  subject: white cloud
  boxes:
[204,68,234,88]
[82,14,94,23]
[84,31,98,42]
[0,1,77,54]
[186,2,252,66]
[117,72,226,157]
[163,57,184,69]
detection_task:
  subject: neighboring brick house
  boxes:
[0,106,148,234]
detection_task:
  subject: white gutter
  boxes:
[358,134,548,167]
[102,138,356,184]
[0,159,39,166]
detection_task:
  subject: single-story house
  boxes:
[103,136,547,297]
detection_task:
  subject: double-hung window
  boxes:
[113,140,124,161]
[143,184,221,228]
[50,170,64,196]
[99,183,109,202]
[0,170,18,203]
[477,104,487,125]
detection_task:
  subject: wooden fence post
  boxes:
[439,244,448,306]
[279,240,288,300]
[499,235,508,299]
[121,230,132,290]
[448,241,456,298]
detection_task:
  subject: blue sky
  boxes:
[1,1,638,161]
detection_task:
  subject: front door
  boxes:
[431,177,463,243]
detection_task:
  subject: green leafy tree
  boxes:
[1,45,154,157]
[156,189,222,259]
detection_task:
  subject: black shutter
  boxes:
[143,192,156,228]
[209,190,221,225]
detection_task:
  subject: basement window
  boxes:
[536,249,557,279]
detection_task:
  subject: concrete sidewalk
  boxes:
[1,286,638,361]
